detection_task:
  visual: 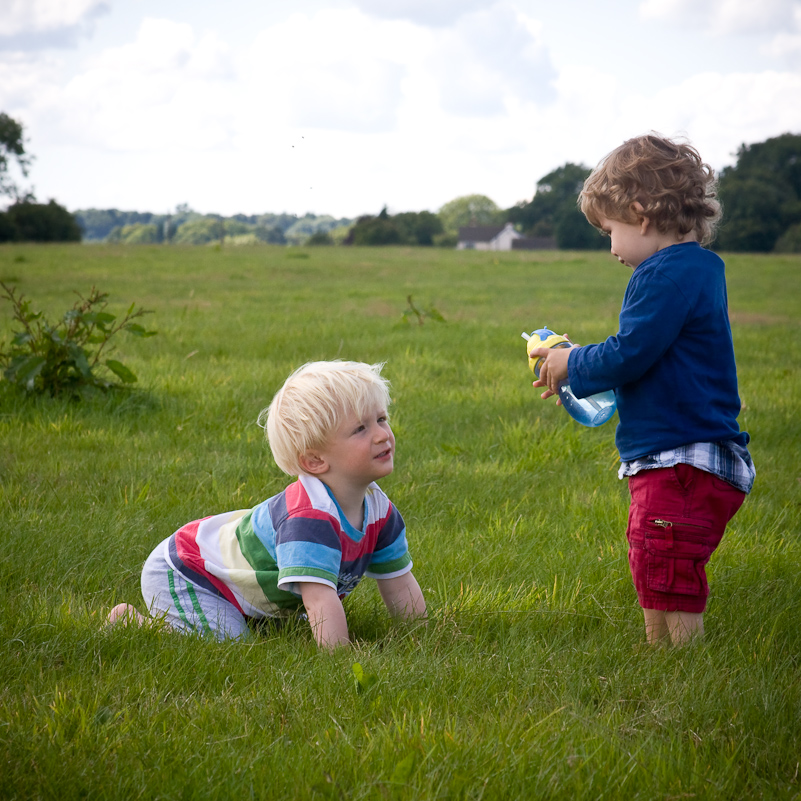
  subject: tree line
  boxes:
[1,111,800,252]
[76,206,353,247]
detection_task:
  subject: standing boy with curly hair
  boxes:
[529,133,755,646]
[109,360,426,650]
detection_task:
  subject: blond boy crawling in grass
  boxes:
[108,360,426,650]
[529,134,755,646]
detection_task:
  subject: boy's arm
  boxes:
[376,572,427,621]
[299,582,349,650]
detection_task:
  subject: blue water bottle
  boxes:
[522,327,617,428]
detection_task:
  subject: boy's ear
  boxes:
[298,451,329,476]
[631,201,651,234]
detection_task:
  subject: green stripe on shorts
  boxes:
[185,582,211,636]
[167,568,192,630]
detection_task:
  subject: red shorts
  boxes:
[626,464,745,613]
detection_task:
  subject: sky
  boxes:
[1,0,801,220]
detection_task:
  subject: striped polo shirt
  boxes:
[166,475,412,620]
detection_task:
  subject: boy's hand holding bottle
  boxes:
[523,327,616,427]
[528,335,572,400]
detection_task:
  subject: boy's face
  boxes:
[316,406,395,488]
[599,215,656,269]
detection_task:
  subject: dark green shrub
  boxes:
[2,200,82,242]
[0,283,156,397]
[0,211,16,242]
[306,230,334,246]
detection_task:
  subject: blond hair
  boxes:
[258,360,391,476]
[580,133,722,246]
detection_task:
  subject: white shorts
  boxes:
[140,539,251,641]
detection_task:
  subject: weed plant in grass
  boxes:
[1,243,800,799]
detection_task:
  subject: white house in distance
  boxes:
[457,223,556,251]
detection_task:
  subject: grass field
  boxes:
[1,243,800,800]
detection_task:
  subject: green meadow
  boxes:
[1,243,799,800]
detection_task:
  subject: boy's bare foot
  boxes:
[106,603,145,627]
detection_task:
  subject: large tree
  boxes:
[393,210,443,245]
[715,133,801,252]
[508,163,605,249]
[0,112,32,201]
[0,112,82,242]
[438,194,502,234]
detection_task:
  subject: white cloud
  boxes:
[429,4,556,116]
[668,71,801,165]
[242,10,415,133]
[27,18,237,151]
[0,0,109,48]
[574,68,801,171]
[768,30,801,61]
[761,4,801,64]
[86,17,233,78]
[639,0,801,35]
[0,51,61,112]
[639,0,801,67]
[2,3,799,218]
[352,0,487,27]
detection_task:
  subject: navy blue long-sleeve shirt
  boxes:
[568,242,749,461]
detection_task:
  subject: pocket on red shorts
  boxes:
[644,517,714,596]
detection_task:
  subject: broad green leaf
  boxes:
[83,311,116,325]
[10,355,46,388]
[125,323,157,338]
[391,753,416,785]
[11,331,33,346]
[105,359,137,383]
[68,344,92,377]
[352,662,379,694]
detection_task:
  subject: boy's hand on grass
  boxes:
[299,582,350,651]
[377,572,427,623]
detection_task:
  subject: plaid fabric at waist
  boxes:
[618,439,755,494]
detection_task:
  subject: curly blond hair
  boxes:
[580,133,721,246]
